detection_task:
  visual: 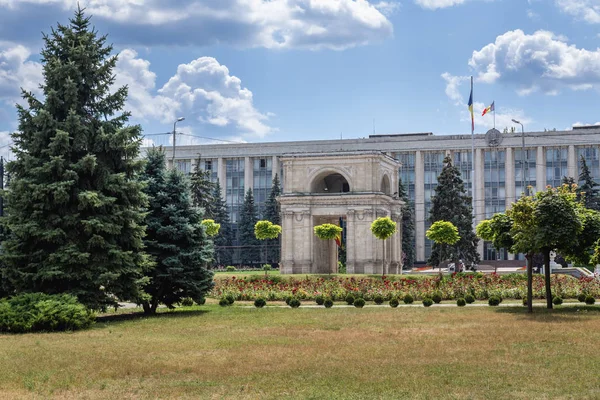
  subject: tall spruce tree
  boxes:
[579,156,600,211]
[263,174,282,266]
[211,179,234,266]
[239,188,260,266]
[190,157,215,218]
[141,148,213,314]
[1,9,148,310]
[428,156,479,267]
[398,178,415,269]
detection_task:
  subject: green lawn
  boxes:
[1,304,600,399]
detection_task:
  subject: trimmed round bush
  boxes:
[552,296,563,306]
[0,293,95,333]
[225,294,235,305]
[389,298,399,308]
[422,298,433,307]
[403,294,414,304]
[324,298,334,308]
[345,294,355,305]
[488,296,501,306]
[219,298,229,307]
[578,293,587,303]
[522,297,528,306]
[456,298,466,307]
[254,298,266,308]
[285,296,293,306]
[315,295,325,306]
[289,298,301,308]
[225,266,236,272]
[464,294,475,304]
[196,297,206,306]
[180,297,194,307]
[432,292,442,304]
[354,298,365,308]
[585,296,596,305]
[373,295,384,305]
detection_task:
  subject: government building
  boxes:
[159,125,600,265]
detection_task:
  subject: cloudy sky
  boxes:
[1,0,600,149]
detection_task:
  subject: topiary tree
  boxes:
[201,219,221,237]
[370,217,397,275]
[426,221,460,273]
[1,8,148,311]
[254,220,281,240]
[314,224,343,274]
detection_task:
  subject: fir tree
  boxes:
[428,156,479,267]
[190,157,215,218]
[579,155,600,211]
[398,178,415,269]
[239,188,260,266]
[263,174,282,266]
[211,179,234,266]
[141,148,213,314]
[1,9,148,310]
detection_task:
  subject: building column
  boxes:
[414,151,425,262]
[536,146,546,192]
[568,145,577,180]
[217,157,226,200]
[475,148,485,258]
[272,156,280,182]
[505,147,515,207]
[244,156,253,192]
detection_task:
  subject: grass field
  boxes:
[1,304,600,399]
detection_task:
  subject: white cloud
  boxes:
[441,72,469,105]
[0,0,394,50]
[0,43,42,105]
[526,9,539,20]
[468,29,600,95]
[115,50,273,138]
[414,0,466,10]
[555,0,600,24]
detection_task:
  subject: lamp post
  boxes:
[172,117,185,167]
[512,119,527,196]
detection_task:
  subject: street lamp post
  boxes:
[512,119,527,196]
[172,117,185,167]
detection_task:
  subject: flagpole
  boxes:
[493,101,496,129]
[471,76,475,227]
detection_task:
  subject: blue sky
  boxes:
[0,0,599,150]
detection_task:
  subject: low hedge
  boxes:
[0,293,95,333]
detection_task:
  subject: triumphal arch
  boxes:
[278,151,404,274]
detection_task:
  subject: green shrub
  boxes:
[0,293,95,333]
[324,298,334,308]
[180,297,194,307]
[254,298,266,308]
[488,296,501,306]
[456,298,466,307]
[315,295,325,305]
[289,298,301,308]
[422,298,433,307]
[403,294,414,304]
[354,298,365,308]
[345,294,355,305]
[522,298,528,306]
[578,293,587,303]
[262,264,272,271]
[285,296,293,306]
[432,292,442,304]
[196,297,206,306]
[389,298,399,308]
[552,296,563,306]
[373,295,384,305]
[219,298,229,307]
[225,266,236,272]
[585,296,595,305]
[225,294,235,305]
[464,294,475,304]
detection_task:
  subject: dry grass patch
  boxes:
[1,306,600,399]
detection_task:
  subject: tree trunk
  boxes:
[543,248,553,309]
[526,252,533,313]
[142,302,154,315]
[382,239,386,276]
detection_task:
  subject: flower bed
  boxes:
[210,273,600,302]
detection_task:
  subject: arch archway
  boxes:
[310,171,351,193]
[381,174,391,195]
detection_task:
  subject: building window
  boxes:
[484,149,507,261]
[546,147,568,188]
[395,152,416,203]
[453,151,473,198]
[423,151,445,260]
[577,146,600,184]
[253,157,273,216]
[514,148,536,196]
[205,160,212,171]
[176,159,192,174]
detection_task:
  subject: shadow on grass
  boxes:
[493,305,600,322]
[96,308,210,324]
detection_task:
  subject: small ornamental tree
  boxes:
[426,221,460,272]
[254,220,282,240]
[201,219,221,237]
[314,224,343,274]
[370,217,397,275]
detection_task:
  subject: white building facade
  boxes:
[159,126,600,264]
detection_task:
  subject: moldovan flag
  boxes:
[467,86,474,131]
[482,101,495,116]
